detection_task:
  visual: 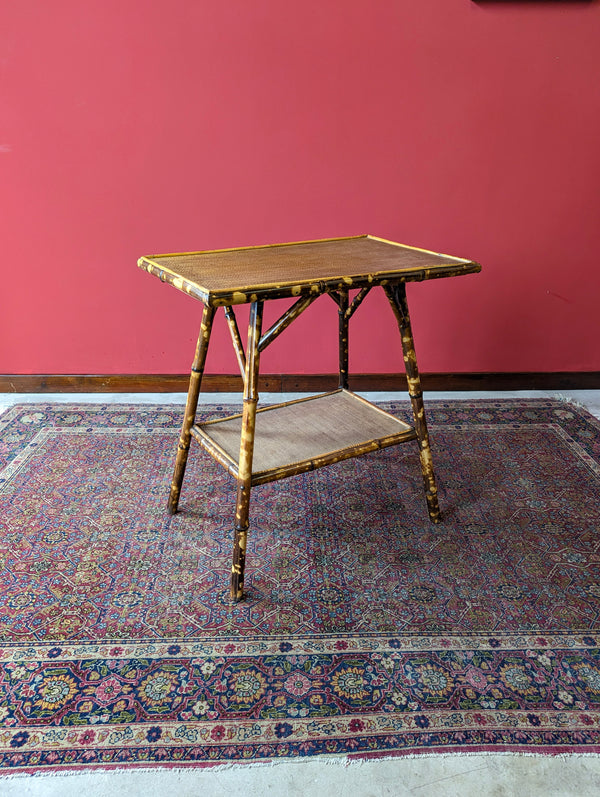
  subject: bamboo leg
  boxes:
[338,289,349,389]
[384,284,441,523]
[167,303,215,514]
[231,300,264,602]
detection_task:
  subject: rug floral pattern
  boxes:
[0,399,599,771]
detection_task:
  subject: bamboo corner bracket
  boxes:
[138,234,481,602]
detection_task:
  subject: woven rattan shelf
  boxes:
[191,390,417,486]
[138,234,481,601]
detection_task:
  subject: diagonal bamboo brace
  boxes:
[224,306,246,378]
[258,294,319,353]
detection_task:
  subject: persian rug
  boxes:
[0,398,599,774]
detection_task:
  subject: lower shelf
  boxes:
[191,389,417,485]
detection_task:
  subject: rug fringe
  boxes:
[552,393,587,409]
[3,750,600,780]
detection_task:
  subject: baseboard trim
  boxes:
[1,372,599,393]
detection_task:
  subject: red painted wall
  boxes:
[2,0,599,376]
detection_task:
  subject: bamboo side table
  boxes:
[138,235,481,602]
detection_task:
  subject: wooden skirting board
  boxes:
[1,373,599,393]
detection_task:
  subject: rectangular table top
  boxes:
[138,234,481,306]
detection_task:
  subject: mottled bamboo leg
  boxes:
[167,303,215,514]
[338,289,349,389]
[231,300,264,602]
[384,283,441,523]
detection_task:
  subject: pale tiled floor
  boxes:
[1,389,599,418]
[0,390,599,796]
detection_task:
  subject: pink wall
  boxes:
[2,0,599,376]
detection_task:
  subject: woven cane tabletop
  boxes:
[138,235,480,306]
[193,390,417,485]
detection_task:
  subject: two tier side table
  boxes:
[138,235,481,601]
